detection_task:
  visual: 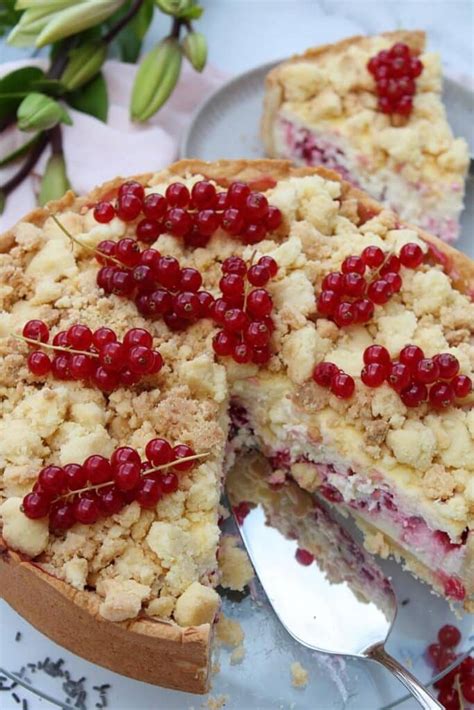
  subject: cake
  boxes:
[262,31,469,243]
[0,159,473,693]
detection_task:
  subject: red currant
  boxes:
[197,291,215,317]
[222,256,247,276]
[116,238,141,267]
[96,266,115,292]
[380,255,400,275]
[143,193,167,220]
[227,181,250,208]
[166,182,190,208]
[395,96,413,116]
[123,328,153,350]
[174,292,200,320]
[312,362,339,388]
[452,374,472,398]
[295,548,314,566]
[384,272,402,294]
[127,345,155,374]
[246,289,273,319]
[111,446,141,469]
[245,192,268,221]
[220,273,245,299]
[49,502,75,531]
[179,267,202,292]
[333,302,355,328]
[132,264,156,291]
[22,491,50,519]
[97,486,125,515]
[52,331,69,347]
[92,366,119,392]
[248,264,270,287]
[51,354,71,380]
[399,344,424,368]
[361,246,385,268]
[157,256,181,290]
[331,372,355,399]
[462,678,474,703]
[83,455,112,484]
[96,240,117,266]
[364,345,391,366]
[400,382,428,407]
[114,462,141,491]
[213,330,237,356]
[251,345,271,365]
[146,438,174,466]
[116,193,142,222]
[23,319,49,344]
[343,272,366,297]
[118,180,145,201]
[159,471,179,494]
[361,362,388,388]
[70,354,94,380]
[434,353,460,380]
[110,270,135,296]
[265,206,282,231]
[136,477,162,508]
[353,299,374,323]
[342,255,365,275]
[196,209,220,236]
[215,191,228,210]
[99,342,127,372]
[136,218,161,244]
[94,201,115,223]
[399,242,424,268]
[322,272,345,294]
[38,465,66,494]
[241,222,266,244]
[367,279,392,304]
[148,289,173,316]
[258,255,278,277]
[244,321,271,348]
[222,208,245,235]
[387,361,411,391]
[415,358,440,384]
[173,444,196,471]
[317,290,339,316]
[438,625,461,648]
[64,463,86,491]
[27,351,51,376]
[429,382,454,409]
[191,180,217,209]
[73,496,100,524]
[66,324,92,350]
[164,208,192,237]
[223,308,249,333]
[233,342,252,364]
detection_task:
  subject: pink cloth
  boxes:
[0,59,227,230]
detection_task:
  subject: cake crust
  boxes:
[1,159,473,690]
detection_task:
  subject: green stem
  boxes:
[103,0,145,44]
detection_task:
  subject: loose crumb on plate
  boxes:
[290,661,309,689]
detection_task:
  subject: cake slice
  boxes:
[262,31,469,243]
[0,159,472,693]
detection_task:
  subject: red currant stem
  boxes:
[13,334,99,358]
[51,216,125,268]
[371,248,397,278]
[53,451,210,502]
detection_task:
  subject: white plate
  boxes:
[180,61,474,259]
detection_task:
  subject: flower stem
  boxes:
[13,333,99,358]
[55,451,210,501]
[103,0,145,44]
[0,133,49,203]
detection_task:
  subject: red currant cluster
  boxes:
[94,238,215,330]
[426,625,474,709]
[211,255,278,365]
[22,320,163,392]
[316,242,424,327]
[312,362,355,399]
[360,344,472,409]
[367,42,423,116]
[22,439,204,533]
[93,179,282,248]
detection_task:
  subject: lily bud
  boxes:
[130,38,182,122]
[35,0,124,47]
[154,0,192,16]
[17,93,72,133]
[181,31,207,72]
[61,41,107,91]
[38,153,72,207]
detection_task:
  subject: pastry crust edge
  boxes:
[0,157,472,692]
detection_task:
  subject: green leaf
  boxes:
[0,66,45,120]
[113,0,154,64]
[0,1,21,37]
[132,0,154,40]
[31,78,66,96]
[66,72,108,122]
[0,132,41,167]
[0,190,6,215]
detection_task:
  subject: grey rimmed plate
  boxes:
[180,61,474,257]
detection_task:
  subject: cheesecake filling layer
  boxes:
[228,400,471,604]
[275,115,463,244]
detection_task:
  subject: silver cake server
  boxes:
[227,474,442,709]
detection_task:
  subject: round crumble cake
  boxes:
[0,159,473,693]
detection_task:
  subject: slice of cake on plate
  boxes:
[262,31,469,243]
[0,159,472,692]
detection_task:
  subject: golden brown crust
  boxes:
[261,30,425,155]
[1,157,473,691]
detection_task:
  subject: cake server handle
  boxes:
[367,643,443,709]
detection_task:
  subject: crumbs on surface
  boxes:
[290,661,309,688]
